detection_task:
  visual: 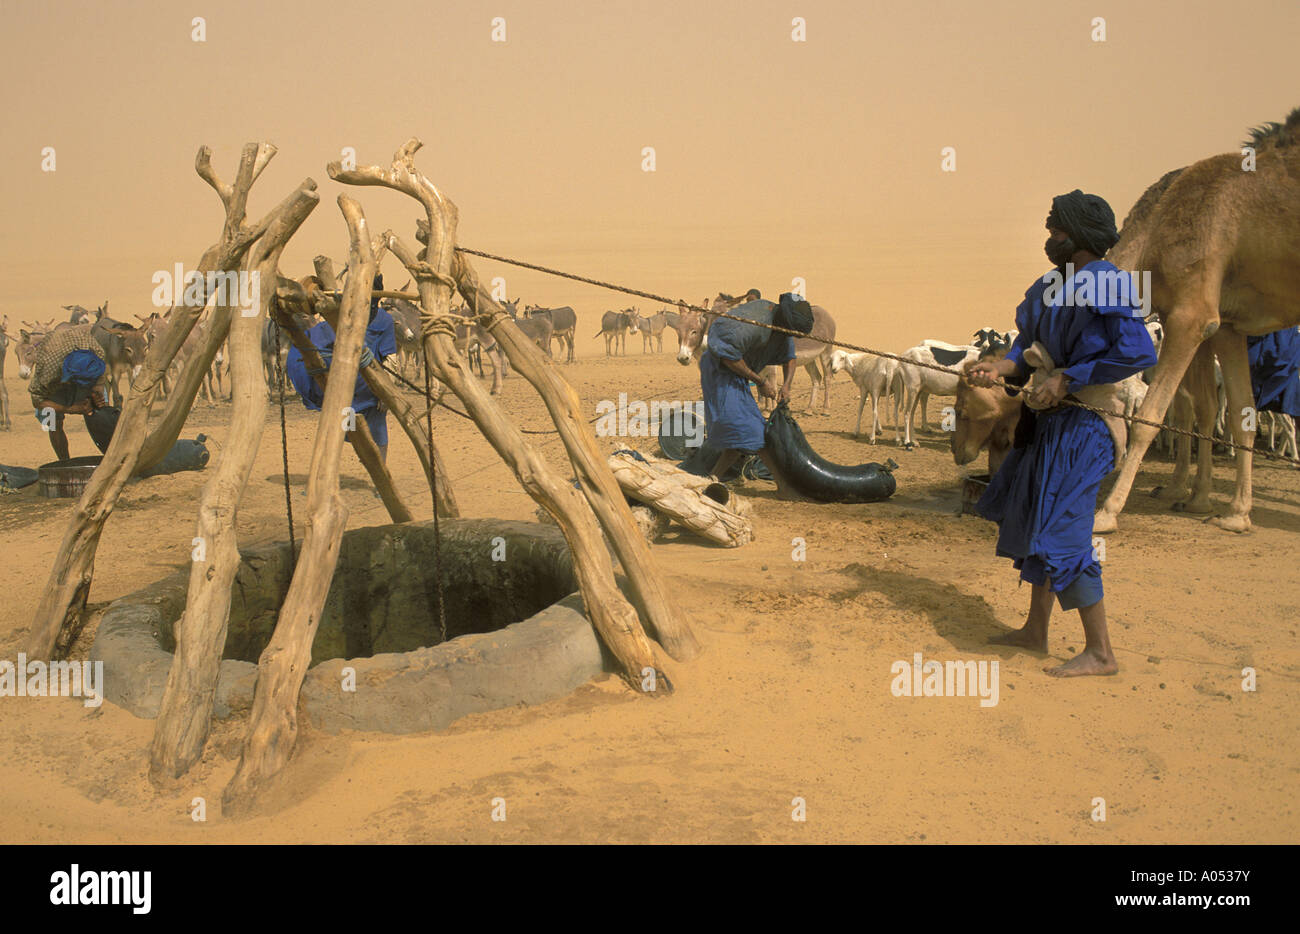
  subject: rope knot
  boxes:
[423,314,458,339]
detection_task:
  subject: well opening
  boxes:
[156,520,580,665]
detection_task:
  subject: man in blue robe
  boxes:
[286,273,398,461]
[700,292,814,498]
[1247,327,1300,418]
[966,190,1157,678]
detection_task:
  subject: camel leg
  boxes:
[1179,345,1219,515]
[1154,386,1193,501]
[1095,306,1211,533]
[1208,326,1255,532]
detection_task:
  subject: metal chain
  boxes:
[453,245,1300,466]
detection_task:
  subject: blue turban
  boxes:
[775,293,814,335]
[62,349,106,386]
[1047,190,1121,258]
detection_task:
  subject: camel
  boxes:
[1095,107,1300,534]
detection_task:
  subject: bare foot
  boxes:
[1044,650,1118,677]
[988,626,1047,653]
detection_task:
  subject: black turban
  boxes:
[775,292,814,335]
[1047,190,1120,258]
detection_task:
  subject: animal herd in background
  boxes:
[0,288,699,419]
[6,291,1296,480]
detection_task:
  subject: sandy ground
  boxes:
[0,345,1296,844]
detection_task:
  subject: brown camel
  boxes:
[1095,106,1300,534]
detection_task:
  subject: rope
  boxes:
[452,245,1300,466]
[425,351,448,645]
[271,322,297,556]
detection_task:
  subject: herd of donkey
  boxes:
[0,107,1297,537]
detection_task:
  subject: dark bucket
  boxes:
[38,455,103,498]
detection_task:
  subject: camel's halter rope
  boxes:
[443,246,1300,467]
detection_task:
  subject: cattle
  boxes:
[524,305,578,362]
[897,340,981,448]
[595,308,639,356]
[829,349,902,443]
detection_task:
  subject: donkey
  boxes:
[595,308,639,356]
[525,305,578,362]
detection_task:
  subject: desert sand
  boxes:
[1,346,1296,844]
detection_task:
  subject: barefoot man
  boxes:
[965,190,1157,677]
[700,292,814,499]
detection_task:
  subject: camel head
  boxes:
[953,355,1021,473]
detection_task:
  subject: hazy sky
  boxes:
[2,0,1296,350]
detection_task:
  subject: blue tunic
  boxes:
[1247,327,1300,417]
[699,300,796,451]
[978,262,1157,607]
[286,308,397,416]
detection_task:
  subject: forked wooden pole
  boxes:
[223,195,376,812]
[328,141,668,688]
[301,259,458,516]
[149,184,319,783]
[25,144,305,660]
[269,296,413,523]
[453,252,701,659]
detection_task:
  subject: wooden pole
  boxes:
[136,144,280,471]
[308,257,459,517]
[24,144,304,660]
[223,195,376,812]
[328,142,667,688]
[149,184,319,783]
[269,296,413,523]
[453,253,701,660]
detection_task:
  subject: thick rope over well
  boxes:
[450,246,1300,466]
